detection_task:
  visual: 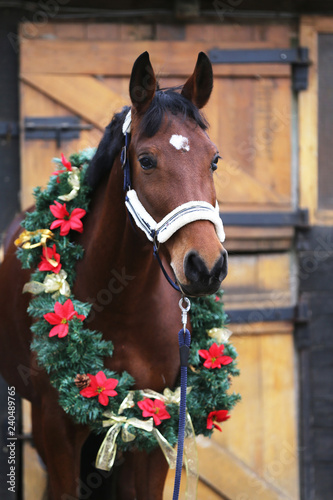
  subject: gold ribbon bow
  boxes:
[96,387,199,499]
[23,269,71,298]
[207,327,232,344]
[14,228,57,267]
[14,229,54,250]
[97,409,177,471]
[58,167,81,201]
[96,414,155,471]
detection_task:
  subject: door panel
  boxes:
[206,77,292,210]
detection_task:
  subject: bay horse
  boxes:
[0,52,227,500]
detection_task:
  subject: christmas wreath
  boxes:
[15,150,241,469]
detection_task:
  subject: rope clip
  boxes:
[179,297,191,333]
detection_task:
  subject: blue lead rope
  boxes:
[172,327,191,500]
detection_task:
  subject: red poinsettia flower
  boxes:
[206,410,230,432]
[52,153,73,183]
[137,398,171,426]
[49,200,86,236]
[38,244,62,274]
[198,342,233,369]
[80,371,118,406]
[43,299,86,338]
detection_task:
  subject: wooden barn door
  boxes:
[19,23,299,500]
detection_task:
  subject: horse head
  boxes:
[127,51,227,296]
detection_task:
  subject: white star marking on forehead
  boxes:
[169,134,190,152]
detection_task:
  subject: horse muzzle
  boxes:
[178,249,228,297]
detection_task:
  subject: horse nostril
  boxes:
[184,251,209,284]
[184,250,228,291]
[212,250,228,282]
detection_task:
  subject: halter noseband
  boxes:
[125,189,224,244]
[121,110,225,291]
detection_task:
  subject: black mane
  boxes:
[86,89,208,189]
[86,106,130,190]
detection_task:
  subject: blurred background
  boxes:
[0,1,333,499]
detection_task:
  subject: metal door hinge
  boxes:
[294,295,311,349]
[209,47,310,91]
[221,209,309,228]
[0,117,93,147]
[24,116,93,147]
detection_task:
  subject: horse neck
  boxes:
[75,158,160,304]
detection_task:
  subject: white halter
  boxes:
[122,110,225,244]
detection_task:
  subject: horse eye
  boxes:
[139,157,156,170]
[211,154,221,172]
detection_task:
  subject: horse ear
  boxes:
[181,52,213,109]
[129,51,156,114]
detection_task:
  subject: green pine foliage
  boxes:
[187,291,241,437]
[16,149,241,455]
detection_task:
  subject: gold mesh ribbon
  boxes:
[183,412,198,500]
[96,408,177,471]
[96,414,155,471]
[96,387,198,499]
[207,327,232,344]
[58,167,81,201]
[141,389,199,498]
[14,229,54,250]
[14,228,58,267]
[23,270,71,298]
